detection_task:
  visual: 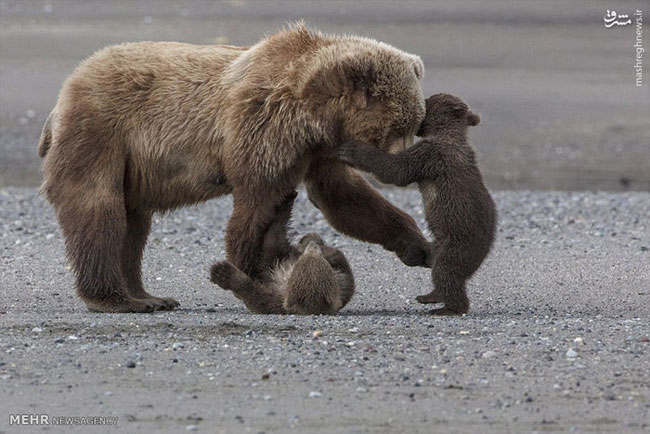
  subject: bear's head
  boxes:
[416,93,480,137]
[298,35,426,153]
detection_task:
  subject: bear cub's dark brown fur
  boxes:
[211,192,355,315]
[339,93,496,315]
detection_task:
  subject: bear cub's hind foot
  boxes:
[210,261,247,292]
[429,306,466,316]
[415,290,444,304]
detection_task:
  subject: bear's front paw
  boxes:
[398,242,430,268]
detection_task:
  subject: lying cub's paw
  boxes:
[210,261,238,290]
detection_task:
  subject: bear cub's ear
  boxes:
[450,104,481,127]
[466,111,481,126]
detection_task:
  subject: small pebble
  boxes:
[566,348,578,358]
[309,391,321,398]
[312,330,323,338]
[186,425,198,431]
[126,361,136,368]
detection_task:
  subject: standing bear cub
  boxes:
[340,93,497,315]
[37,24,431,312]
[211,192,354,315]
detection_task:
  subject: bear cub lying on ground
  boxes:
[211,192,355,314]
[340,93,497,315]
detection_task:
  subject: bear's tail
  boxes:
[37,111,54,158]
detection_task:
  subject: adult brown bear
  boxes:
[38,24,430,312]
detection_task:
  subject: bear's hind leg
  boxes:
[52,186,170,313]
[122,209,179,309]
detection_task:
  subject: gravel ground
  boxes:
[0,187,648,433]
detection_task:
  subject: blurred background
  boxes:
[1,0,648,190]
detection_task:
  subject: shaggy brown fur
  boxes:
[210,192,354,314]
[38,24,429,312]
[339,93,497,315]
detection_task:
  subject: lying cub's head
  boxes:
[417,93,480,137]
[297,232,325,251]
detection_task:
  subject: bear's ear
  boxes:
[467,111,481,126]
[300,57,376,108]
[409,55,424,80]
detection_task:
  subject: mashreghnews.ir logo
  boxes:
[604,9,644,86]
[9,414,119,426]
